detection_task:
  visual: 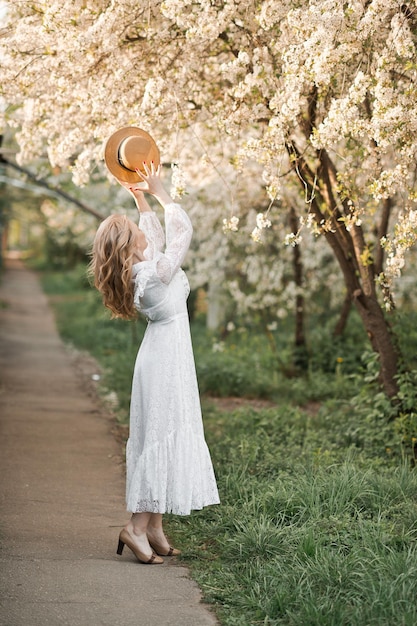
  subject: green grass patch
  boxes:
[40,265,417,625]
[168,401,417,625]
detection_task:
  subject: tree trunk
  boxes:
[352,290,399,397]
[320,219,400,398]
[288,206,308,370]
[206,281,231,331]
[374,197,393,276]
[287,142,400,398]
[333,292,352,337]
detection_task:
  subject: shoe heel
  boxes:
[117,538,125,555]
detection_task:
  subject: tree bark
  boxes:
[352,289,399,397]
[375,197,393,275]
[288,206,308,370]
[333,292,352,337]
[287,142,400,398]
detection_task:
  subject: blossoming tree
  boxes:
[1,0,417,396]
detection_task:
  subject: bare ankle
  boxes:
[125,522,147,538]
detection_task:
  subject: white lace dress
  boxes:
[126,203,220,515]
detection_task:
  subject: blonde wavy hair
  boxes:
[90,214,139,320]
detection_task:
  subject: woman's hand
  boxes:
[114,175,152,213]
[135,162,173,206]
[115,177,145,197]
[134,162,164,196]
[116,162,173,208]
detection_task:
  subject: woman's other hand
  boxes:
[116,177,145,199]
[114,176,153,214]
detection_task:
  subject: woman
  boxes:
[91,162,220,565]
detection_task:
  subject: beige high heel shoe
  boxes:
[148,539,181,557]
[117,529,163,564]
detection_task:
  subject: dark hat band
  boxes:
[117,148,134,172]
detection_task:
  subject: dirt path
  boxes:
[0,258,217,626]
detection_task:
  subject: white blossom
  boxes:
[222,216,239,233]
[256,212,271,230]
[251,227,262,243]
[284,233,303,247]
[170,162,187,199]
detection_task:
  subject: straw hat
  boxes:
[104,127,160,183]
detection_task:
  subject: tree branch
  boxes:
[374,197,393,275]
[286,141,363,296]
[1,157,105,221]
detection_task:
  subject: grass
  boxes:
[169,401,417,625]
[40,265,417,626]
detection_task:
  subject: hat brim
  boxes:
[104,127,160,183]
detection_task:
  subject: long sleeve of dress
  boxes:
[155,203,193,285]
[139,211,165,260]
